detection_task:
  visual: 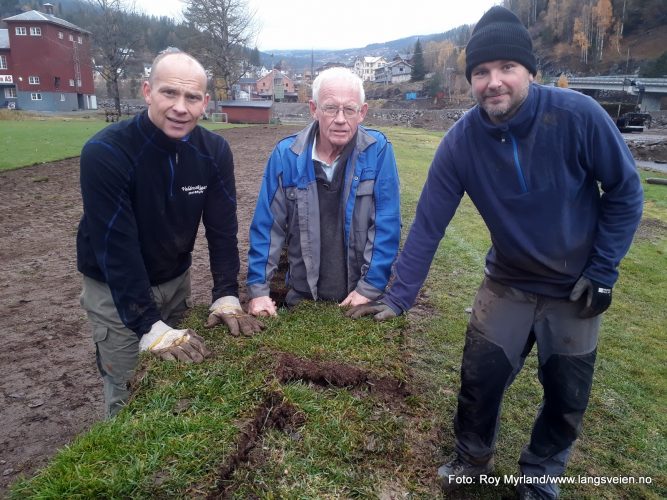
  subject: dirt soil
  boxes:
[1,123,666,497]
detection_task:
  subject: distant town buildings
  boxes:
[374,56,413,84]
[255,69,297,101]
[353,56,387,81]
[0,0,415,114]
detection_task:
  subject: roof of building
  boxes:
[0,29,8,49]
[218,100,273,109]
[357,56,385,64]
[2,10,91,34]
[388,59,412,68]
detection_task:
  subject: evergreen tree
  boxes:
[411,38,426,81]
[250,46,261,67]
[642,51,667,77]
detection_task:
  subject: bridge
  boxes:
[552,76,667,111]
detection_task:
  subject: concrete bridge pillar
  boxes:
[640,94,662,112]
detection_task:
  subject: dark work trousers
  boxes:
[454,277,600,499]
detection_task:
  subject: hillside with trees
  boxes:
[1,0,665,105]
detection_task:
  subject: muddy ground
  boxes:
[0,123,665,497]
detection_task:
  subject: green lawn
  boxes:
[0,115,232,171]
[8,126,667,499]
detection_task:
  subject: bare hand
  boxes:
[339,290,371,308]
[248,296,278,317]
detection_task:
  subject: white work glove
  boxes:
[139,320,211,363]
[205,296,265,337]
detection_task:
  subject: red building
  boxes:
[255,69,297,102]
[218,100,273,124]
[1,5,95,111]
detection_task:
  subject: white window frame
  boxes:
[15,27,27,36]
[4,87,17,98]
[77,36,83,44]
[68,34,74,42]
[31,92,42,101]
[29,76,40,85]
[30,27,42,36]
[76,79,82,87]
[58,31,63,39]
[60,93,66,102]
[69,79,75,87]
[0,55,6,70]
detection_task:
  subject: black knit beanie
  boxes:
[465,6,537,82]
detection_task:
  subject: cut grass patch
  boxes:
[0,116,236,171]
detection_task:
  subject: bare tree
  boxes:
[184,0,257,107]
[593,0,613,61]
[88,0,143,114]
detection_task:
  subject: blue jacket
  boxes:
[383,84,643,313]
[77,111,239,336]
[247,123,401,300]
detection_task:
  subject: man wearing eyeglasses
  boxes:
[246,67,401,316]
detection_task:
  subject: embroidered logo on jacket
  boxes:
[181,185,207,195]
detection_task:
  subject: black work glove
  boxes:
[569,276,612,318]
[344,300,399,321]
[205,296,265,337]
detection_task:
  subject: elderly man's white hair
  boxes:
[312,67,365,104]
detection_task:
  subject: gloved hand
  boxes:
[569,276,612,318]
[344,300,399,321]
[205,296,265,337]
[139,320,211,362]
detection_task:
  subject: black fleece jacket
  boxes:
[77,111,239,336]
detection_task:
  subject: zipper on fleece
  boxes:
[168,153,177,197]
[502,132,528,193]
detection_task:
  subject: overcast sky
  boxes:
[134,0,501,51]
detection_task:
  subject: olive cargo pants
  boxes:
[80,270,191,418]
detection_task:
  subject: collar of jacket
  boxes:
[473,83,539,140]
[138,109,192,152]
[289,122,377,185]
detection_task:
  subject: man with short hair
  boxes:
[77,49,261,418]
[347,7,643,499]
[246,67,401,316]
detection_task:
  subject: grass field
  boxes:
[0,113,232,171]
[8,124,667,499]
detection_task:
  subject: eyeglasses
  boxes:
[319,104,360,118]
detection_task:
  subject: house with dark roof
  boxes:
[1,4,95,111]
[374,58,413,84]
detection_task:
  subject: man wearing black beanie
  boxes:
[346,5,643,500]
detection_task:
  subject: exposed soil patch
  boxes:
[625,137,667,163]
[275,352,410,401]
[208,391,305,499]
[634,216,667,243]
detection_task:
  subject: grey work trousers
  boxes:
[454,277,601,499]
[80,270,192,418]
